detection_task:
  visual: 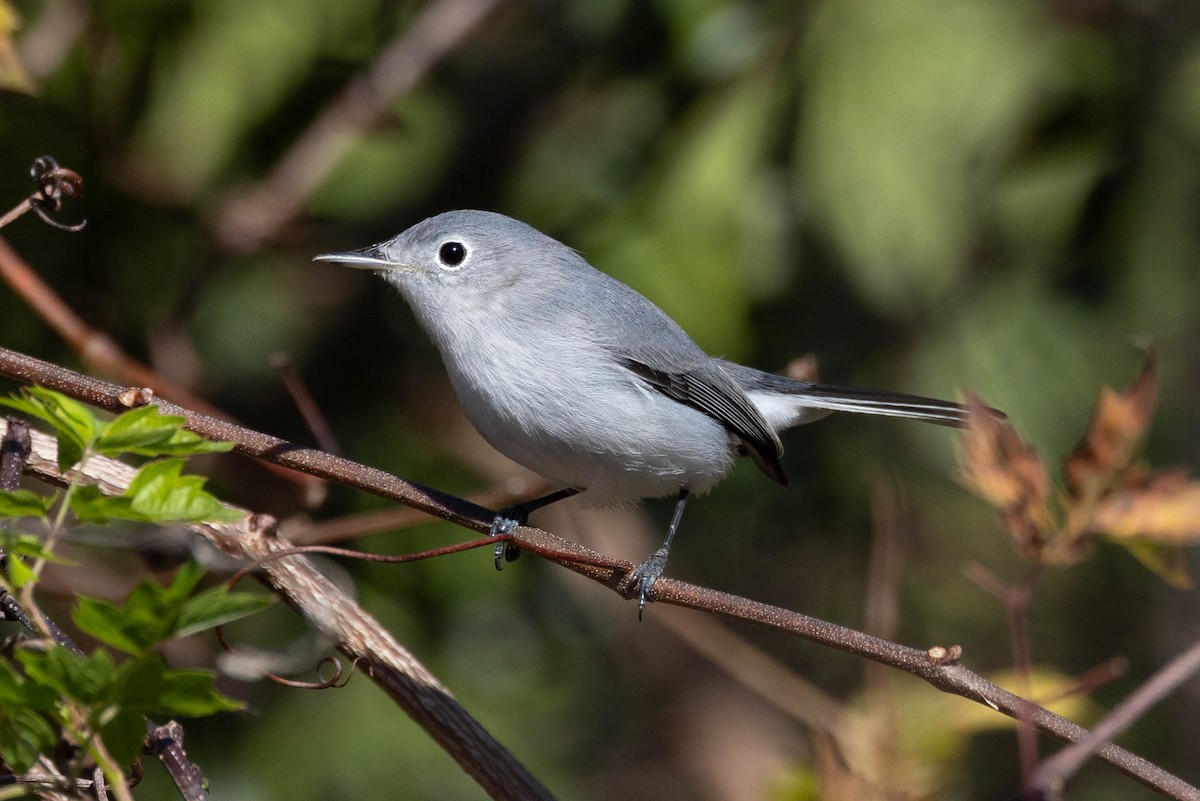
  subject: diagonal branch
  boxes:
[1027,636,1200,799]
[0,345,1196,801]
[0,237,325,503]
[210,0,503,252]
[2,416,556,801]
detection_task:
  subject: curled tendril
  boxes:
[266,655,364,690]
[213,620,364,690]
[208,536,620,691]
[28,156,86,231]
[209,538,532,691]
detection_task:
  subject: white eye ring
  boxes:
[437,240,469,270]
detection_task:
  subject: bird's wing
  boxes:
[620,357,788,487]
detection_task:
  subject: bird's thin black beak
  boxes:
[313,244,392,270]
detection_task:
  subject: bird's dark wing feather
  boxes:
[621,358,788,486]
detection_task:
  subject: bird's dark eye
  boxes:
[438,241,467,267]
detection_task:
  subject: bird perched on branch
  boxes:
[318,211,984,612]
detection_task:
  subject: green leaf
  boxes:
[99,707,149,768]
[159,559,207,604]
[0,657,58,710]
[73,596,160,656]
[155,668,243,716]
[0,648,241,771]
[0,488,56,519]
[69,484,152,524]
[4,552,34,589]
[17,647,117,705]
[0,533,73,589]
[151,429,234,457]
[94,404,182,452]
[127,459,242,523]
[95,404,233,458]
[795,0,1055,315]
[103,652,241,762]
[116,655,243,717]
[112,652,168,709]
[72,562,207,655]
[173,585,274,639]
[0,660,63,772]
[0,533,72,564]
[72,457,242,524]
[0,387,98,471]
[0,707,57,773]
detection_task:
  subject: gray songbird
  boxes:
[317,211,975,612]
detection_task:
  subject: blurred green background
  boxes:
[2,0,1199,798]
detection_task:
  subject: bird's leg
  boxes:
[630,488,690,617]
[489,487,580,568]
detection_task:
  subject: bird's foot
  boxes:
[488,509,525,569]
[629,548,670,619]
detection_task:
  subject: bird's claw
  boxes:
[629,548,669,620]
[488,513,522,570]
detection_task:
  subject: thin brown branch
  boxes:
[1,416,31,490]
[0,197,34,230]
[964,561,1044,780]
[281,478,549,545]
[270,352,342,456]
[0,238,325,504]
[858,476,909,786]
[650,604,847,735]
[1011,571,1041,780]
[0,346,499,530]
[864,474,907,644]
[0,240,187,407]
[1,415,79,651]
[0,236,108,358]
[144,721,207,801]
[0,346,1197,801]
[1028,637,1200,799]
[1038,656,1130,707]
[210,0,503,252]
[4,417,556,801]
[1,416,37,634]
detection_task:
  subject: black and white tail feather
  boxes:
[718,360,982,434]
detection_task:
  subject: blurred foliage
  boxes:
[2,0,1200,798]
[0,391,267,788]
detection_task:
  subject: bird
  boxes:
[316,210,980,612]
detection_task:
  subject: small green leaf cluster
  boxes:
[72,562,273,659]
[0,387,271,779]
[0,386,241,526]
[1,563,264,769]
[1,386,234,472]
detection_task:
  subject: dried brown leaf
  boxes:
[959,393,1052,559]
[1065,349,1157,497]
[1092,469,1200,544]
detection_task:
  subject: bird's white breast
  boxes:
[430,312,736,503]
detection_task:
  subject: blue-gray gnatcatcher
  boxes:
[317,210,975,611]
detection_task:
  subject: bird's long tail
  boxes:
[775,382,969,427]
[719,361,993,431]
